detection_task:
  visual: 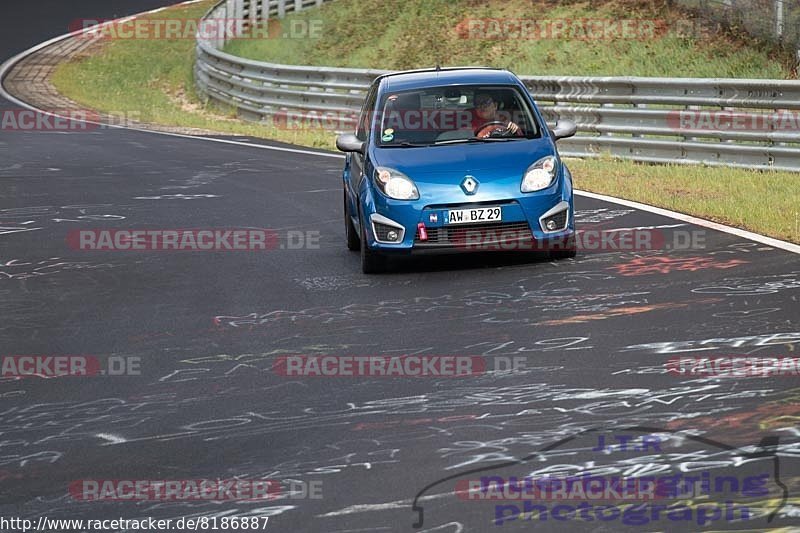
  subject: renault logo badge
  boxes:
[461,176,478,195]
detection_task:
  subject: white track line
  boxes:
[0,0,341,162]
[1,4,797,253]
[576,190,800,254]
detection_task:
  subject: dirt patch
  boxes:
[3,33,244,137]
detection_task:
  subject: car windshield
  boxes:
[376,85,540,147]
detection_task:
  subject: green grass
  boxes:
[226,0,794,78]
[50,0,800,243]
[51,0,332,148]
[569,157,799,243]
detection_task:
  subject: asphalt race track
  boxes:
[1,3,799,532]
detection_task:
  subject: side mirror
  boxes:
[550,119,577,141]
[336,133,365,154]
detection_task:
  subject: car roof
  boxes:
[378,67,520,92]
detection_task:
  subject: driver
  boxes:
[470,92,522,137]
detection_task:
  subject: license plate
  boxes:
[446,207,502,225]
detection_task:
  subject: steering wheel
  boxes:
[474,121,513,139]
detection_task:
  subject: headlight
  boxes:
[521,156,558,193]
[374,167,419,200]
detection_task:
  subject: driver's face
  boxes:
[475,96,496,120]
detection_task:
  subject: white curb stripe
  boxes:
[575,190,800,254]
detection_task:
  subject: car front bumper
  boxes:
[363,191,574,255]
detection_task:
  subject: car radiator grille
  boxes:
[415,221,533,246]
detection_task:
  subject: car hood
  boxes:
[372,138,555,176]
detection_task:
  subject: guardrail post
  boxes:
[248,0,258,29]
[233,0,243,28]
[266,0,271,20]
[277,0,286,18]
[224,0,235,46]
[215,2,228,49]
[632,103,643,139]
[236,0,247,39]
[684,104,698,143]
[295,0,303,13]
[601,103,613,137]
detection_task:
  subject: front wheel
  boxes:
[549,234,577,260]
[550,248,577,260]
[359,208,387,274]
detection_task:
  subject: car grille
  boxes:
[415,221,533,246]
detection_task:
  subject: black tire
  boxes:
[359,207,387,274]
[549,234,577,260]
[550,248,577,260]
[344,189,360,251]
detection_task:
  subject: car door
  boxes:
[347,80,379,214]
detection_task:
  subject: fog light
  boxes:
[546,220,558,231]
[387,230,399,241]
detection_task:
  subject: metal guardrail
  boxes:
[195,0,800,171]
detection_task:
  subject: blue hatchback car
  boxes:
[336,67,577,273]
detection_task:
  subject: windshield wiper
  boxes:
[382,142,431,148]
[434,137,524,145]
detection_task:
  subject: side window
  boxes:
[356,81,379,141]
